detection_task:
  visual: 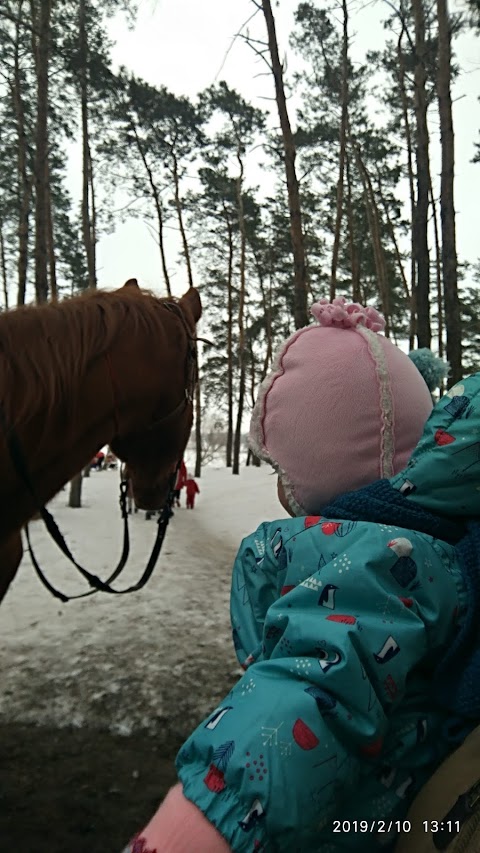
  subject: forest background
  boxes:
[0,0,479,488]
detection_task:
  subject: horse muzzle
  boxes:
[131,482,170,510]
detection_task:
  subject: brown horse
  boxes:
[0,278,202,602]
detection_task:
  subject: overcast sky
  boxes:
[94,0,480,297]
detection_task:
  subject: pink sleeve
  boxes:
[123,783,231,853]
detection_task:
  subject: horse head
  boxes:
[110,279,202,511]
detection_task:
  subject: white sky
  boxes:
[93,0,480,296]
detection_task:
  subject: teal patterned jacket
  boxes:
[176,377,480,852]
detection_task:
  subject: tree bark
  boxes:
[31,0,51,304]
[345,151,361,302]
[330,0,349,300]
[172,149,194,290]
[225,208,234,468]
[411,0,432,348]
[378,176,411,307]
[397,24,417,348]
[354,144,391,335]
[79,0,96,290]
[261,0,309,329]
[232,147,247,475]
[46,156,57,300]
[12,2,31,306]
[253,249,273,379]
[437,0,461,383]
[130,121,171,295]
[0,218,9,310]
[429,179,444,359]
[88,146,97,285]
[194,369,202,478]
[69,471,83,508]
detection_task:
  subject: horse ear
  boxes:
[123,278,139,289]
[179,287,202,323]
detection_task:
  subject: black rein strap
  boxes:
[2,406,177,601]
[25,475,176,602]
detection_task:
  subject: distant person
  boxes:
[91,450,104,471]
[121,298,474,853]
[185,474,199,509]
[173,459,187,508]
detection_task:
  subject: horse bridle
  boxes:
[1,298,199,602]
[108,300,199,434]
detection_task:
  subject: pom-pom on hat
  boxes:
[249,297,437,516]
[408,347,450,392]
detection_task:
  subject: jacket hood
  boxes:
[390,373,480,518]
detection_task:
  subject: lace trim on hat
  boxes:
[357,325,395,479]
[249,329,307,516]
[249,400,303,516]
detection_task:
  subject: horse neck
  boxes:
[23,332,168,483]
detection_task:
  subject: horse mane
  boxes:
[0,288,176,427]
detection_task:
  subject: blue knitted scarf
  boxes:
[323,479,480,746]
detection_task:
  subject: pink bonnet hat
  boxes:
[249,297,434,516]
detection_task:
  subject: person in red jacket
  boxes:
[185,475,200,509]
[173,459,187,508]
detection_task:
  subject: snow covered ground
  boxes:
[0,464,287,746]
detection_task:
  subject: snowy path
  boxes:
[0,465,285,745]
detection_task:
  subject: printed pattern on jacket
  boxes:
[173,376,480,852]
[177,516,466,851]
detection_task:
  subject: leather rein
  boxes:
[1,299,198,603]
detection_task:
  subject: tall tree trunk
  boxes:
[411,0,432,348]
[79,0,96,289]
[397,24,417,348]
[88,147,97,286]
[0,219,9,310]
[248,332,256,409]
[376,168,411,306]
[46,157,57,300]
[13,2,31,306]
[69,471,83,508]
[233,151,247,475]
[225,210,234,468]
[354,144,391,335]
[172,149,194,290]
[31,0,51,304]
[330,0,349,300]
[194,369,202,478]
[70,0,95,509]
[155,201,171,296]
[437,0,461,383]
[429,180,444,358]
[130,121,171,294]
[254,253,273,379]
[170,148,200,467]
[345,151,361,302]
[260,0,309,329]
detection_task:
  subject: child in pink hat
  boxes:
[249,298,435,515]
[120,298,479,853]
